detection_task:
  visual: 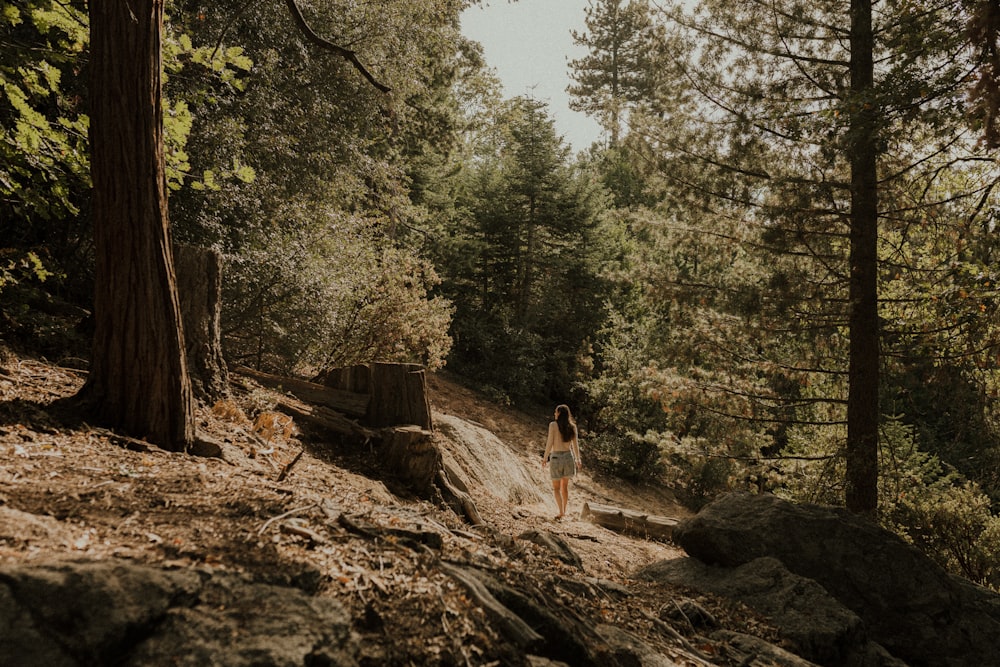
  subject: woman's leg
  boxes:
[558,478,570,516]
[551,479,564,518]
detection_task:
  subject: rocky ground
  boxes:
[0,351,781,665]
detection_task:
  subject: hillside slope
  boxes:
[0,354,775,665]
[428,372,690,577]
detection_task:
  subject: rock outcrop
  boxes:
[638,492,1000,667]
[0,560,358,666]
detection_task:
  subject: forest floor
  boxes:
[0,351,777,665]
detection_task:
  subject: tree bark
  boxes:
[81,0,194,451]
[382,425,439,492]
[368,363,433,429]
[175,244,228,403]
[846,0,879,514]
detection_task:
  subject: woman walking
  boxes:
[542,404,582,520]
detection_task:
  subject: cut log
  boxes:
[580,502,678,541]
[273,399,374,441]
[235,365,369,417]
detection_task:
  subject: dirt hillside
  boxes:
[0,354,773,665]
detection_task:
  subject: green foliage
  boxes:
[568,0,662,144]
[0,249,51,291]
[1,0,259,306]
[0,247,86,357]
[162,6,255,192]
[222,211,452,375]
[880,419,1000,588]
[1,0,90,233]
[161,0,466,375]
[573,0,1000,512]
[439,96,616,401]
[677,455,738,511]
[586,430,665,483]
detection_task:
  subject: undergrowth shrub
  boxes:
[222,218,452,375]
[880,418,1000,589]
[586,430,664,483]
[674,453,737,510]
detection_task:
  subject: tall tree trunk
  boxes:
[846,0,879,514]
[516,197,536,326]
[81,0,195,451]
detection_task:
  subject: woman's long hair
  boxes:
[555,404,576,442]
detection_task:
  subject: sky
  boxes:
[460,0,605,152]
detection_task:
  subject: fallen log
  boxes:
[274,399,374,441]
[234,365,369,417]
[580,501,678,541]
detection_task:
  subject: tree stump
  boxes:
[368,363,433,429]
[251,361,482,522]
[383,425,438,493]
[317,362,432,429]
[174,243,228,403]
[315,364,371,395]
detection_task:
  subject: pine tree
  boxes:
[615,0,993,511]
[568,0,659,145]
[443,96,612,399]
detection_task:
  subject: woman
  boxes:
[541,404,582,520]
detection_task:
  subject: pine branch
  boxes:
[682,398,847,426]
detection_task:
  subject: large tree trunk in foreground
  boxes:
[81,0,194,451]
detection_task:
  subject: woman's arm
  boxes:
[572,433,582,468]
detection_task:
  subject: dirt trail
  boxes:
[427,372,689,578]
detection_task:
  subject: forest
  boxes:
[3,0,1000,592]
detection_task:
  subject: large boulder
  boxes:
[636,556,868,665]
[669,492,1000,666]
[0,559,358,666]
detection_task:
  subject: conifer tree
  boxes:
[568,0,659,145]
[443,96,611,399]
[618,0,993,512]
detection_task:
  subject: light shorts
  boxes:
[549,451,576,480]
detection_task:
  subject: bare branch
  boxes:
[283,0,391,93]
